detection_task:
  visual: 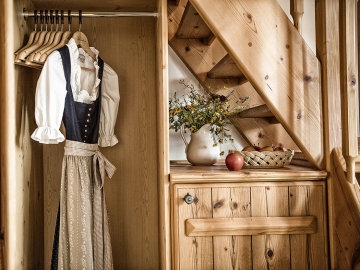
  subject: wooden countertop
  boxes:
[170,163,328,184]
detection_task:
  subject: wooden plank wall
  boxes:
[41,15,160,269]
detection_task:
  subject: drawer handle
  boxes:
[184,193,194,204]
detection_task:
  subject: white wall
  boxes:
[168,0,316,161]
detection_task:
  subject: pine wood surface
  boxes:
[315,1,342,267]
[156,0,171,268]
[290,0,304,34]
[176,1,212,40]
[339,0,358,184]
[189,0,323,168]
[207,54,246,81]
[332,147,360,269]
[168,0,300,153]
[2,0,45,269]
[172,181,327,270]
[170,164,327,183]
[185,216,317,236]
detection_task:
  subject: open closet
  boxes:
[0,0,169,269]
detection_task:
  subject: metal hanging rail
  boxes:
[23,8,158,20]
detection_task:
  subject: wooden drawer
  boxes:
[171,181,328,270]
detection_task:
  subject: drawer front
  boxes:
[172,182,328,270]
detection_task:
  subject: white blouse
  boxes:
[31,38,120,147]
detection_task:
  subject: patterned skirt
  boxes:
[51,141,115,270]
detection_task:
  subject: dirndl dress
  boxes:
[50,45,116,270]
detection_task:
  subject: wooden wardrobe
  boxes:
[0,0,169,269]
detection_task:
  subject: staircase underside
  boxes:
[168,0,324,169]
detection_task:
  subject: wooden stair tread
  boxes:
[207,54,248,83]
[175,1,215,44]
[231,104,274,118]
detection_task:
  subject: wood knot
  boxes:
[266,187,270,190]
[194,12,199,16]
[265,75,269,80]
[280,57,283,61]
[193,197,199,204]
[214,201,223,209]
[258,132,264,138]
[290,193,293,197]
[233,202,238,209]
[351,78,356,85]
[224,247,228,251]
[304,75,312,82]
[185,46,190,52]
[286,44,290,49]
[248,42,252,47]
[297,113,302,120]
[247,14,252,20]
[194,25,199,29]
[267,249,274,258]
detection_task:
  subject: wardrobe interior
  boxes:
[1,0,168,269]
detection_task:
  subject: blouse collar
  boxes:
[67,38,101,103]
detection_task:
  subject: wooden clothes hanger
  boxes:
[72,11,96,62]
[15,10,48,62]
[38,10,72,64]
[25,10,53,64]
[14,10,39,59]
[33,10,64,63]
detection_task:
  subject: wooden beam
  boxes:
[190,0,323,168]
[339,0,358,184]
[185,216,317,236]
[157,0,171,269]
[290,0,304,34]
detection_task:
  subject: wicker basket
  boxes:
[230,150,294,168]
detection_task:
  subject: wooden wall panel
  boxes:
[0,0,45,269]
[173,182,327,270]
[41,16,160,269]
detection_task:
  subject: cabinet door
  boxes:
[172,182,328,270]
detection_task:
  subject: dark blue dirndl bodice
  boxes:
[58,44,104,144]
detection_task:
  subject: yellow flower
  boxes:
[220,151,225,156]
[190,125,197,132]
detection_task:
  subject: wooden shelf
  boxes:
[170,164,327,183]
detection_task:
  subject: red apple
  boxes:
[225,153,244,171]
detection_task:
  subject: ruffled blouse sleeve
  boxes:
[31,51,67,144]
[98,63,120,147]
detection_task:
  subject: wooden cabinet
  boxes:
[170,166,328,269]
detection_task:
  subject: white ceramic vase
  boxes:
[180,124,220,165]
